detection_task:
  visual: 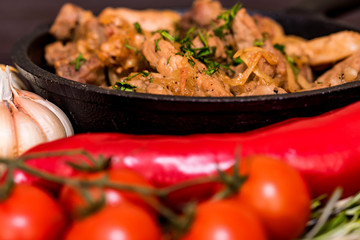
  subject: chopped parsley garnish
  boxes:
[187,57,196,67]
[254,38,265,47]
[273,43,286,55]
[124,39,138,53]
[71,53,86,71]
[204,59,220,75]
[149,74,153,83]
[233,56,244,65]
[254,33,268,47]
[159,30,175,43]
[154,38,161,52]
[124,71,150,81]
[214,3,242,39]
[112,82,136,92]
[176,30,220,74]
[134,22,143,34]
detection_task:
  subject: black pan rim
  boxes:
[11,11,360,104]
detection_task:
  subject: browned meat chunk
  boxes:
[181,0,223,28]
[50,3,94,40]
[98,7,180,33]
[232,8,262,50]
[315,51,360,87]
[253,14,285,43]
[45,41,77,66]
[54,54,105,86]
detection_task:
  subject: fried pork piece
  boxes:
[45,42,77,66]
[50,3,95,41]
[54,54,106,86]
[46,3,108,86]
[314,51,360,88]
[142,33,232,96]
[285,31,360,67]
[253,14,285,43]
[180,0,223,28]
[231,9,290,91]
[231,80,287,96]
[98,7,180,33]
[97,22,146,76]
[48,3,107,56]
[124,73,174,95]
[232,8,262,50]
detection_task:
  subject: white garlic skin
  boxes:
[0,64,28,90]
[0,66,74,159]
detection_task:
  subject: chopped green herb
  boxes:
[187,57,196,67]
[159,30,175,43]
[112,82,136,92]
[254,38,265,47]
[124,39,138,53]
[134,22,143,34]
[124,71,150,81]
[71,53,86,71]
[273,43,286,55]
[154,38,161,52]
[198,31,209,47]
[254,33,267,47]
[142,71,150,77]
[204,59,220,75]
[214,3,242,39]
[233,56,244,65]
[167,56,172,64]
[225,45,235,58]
[125,72,141,80]
[180,27,196,44]
[149,74,153,83]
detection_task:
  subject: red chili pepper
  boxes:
[13,101,360,198]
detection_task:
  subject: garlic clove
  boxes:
[12,110,47,155]
[14,96,67,141]
[0,68,13,101]
[17,90,74,137]
[37,100,75,137]
[0,64,28,90]
[0,102,17,158]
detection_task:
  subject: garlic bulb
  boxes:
[0,65,74,159]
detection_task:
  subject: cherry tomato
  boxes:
[60,169,157,218]
[0,184,67,240]
[64,202,162,240]
[233,155,311,240]
[181,199,267,240]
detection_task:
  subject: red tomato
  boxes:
[0,184,67,240]
[233,155,311,240]
[181,199,268,240]
[60,169,158,218]
[64,202,162,240]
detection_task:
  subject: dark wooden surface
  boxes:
[1,0,360,66]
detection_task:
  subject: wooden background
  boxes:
[1,0,360,65]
